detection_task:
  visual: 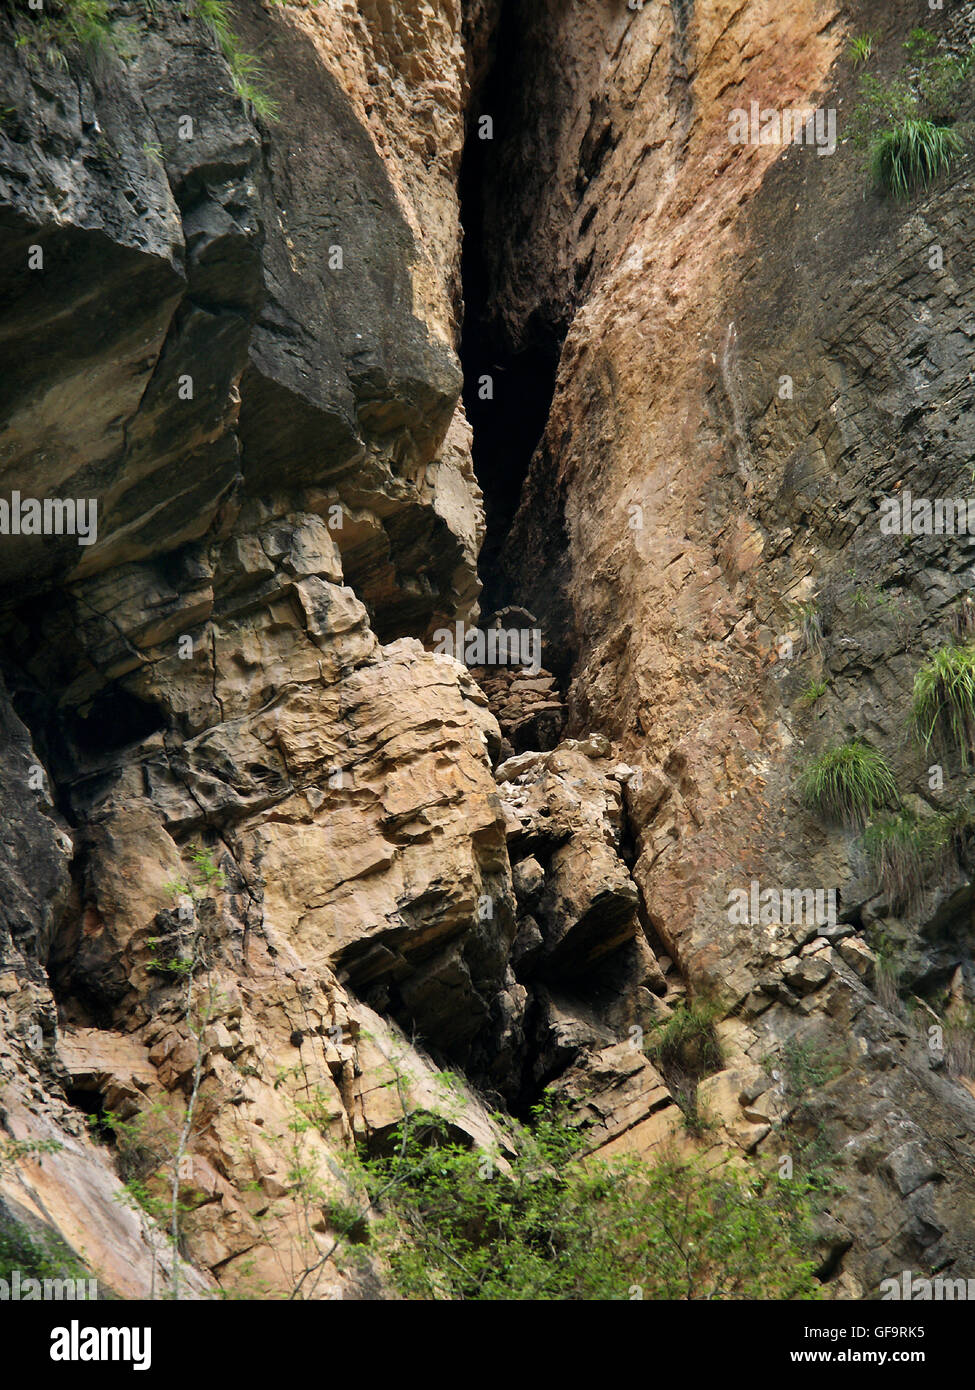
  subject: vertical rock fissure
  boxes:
[459,0,565,632]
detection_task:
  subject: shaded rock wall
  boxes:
[0,0,669,1298]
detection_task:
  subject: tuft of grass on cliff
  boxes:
[799,739,897,828]
[862,806,959,912]
[870,119,963,199]
[911,643,975,767]
[3,0,280,120]
[196,0,279,120]
[849,26,974,197]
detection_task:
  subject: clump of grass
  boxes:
[862,807,957,912]
[870,118,963,198]
[944,1011,975,1082]
[848,33,876,69]
[789,599,823,656]
[196,0,279,120]
[911,644,975,766]
[646,999,723,1133]
[799,739,897,827]
[799,677,829,706]
[874,948,904,1016]
[647,999,723,1072]
[7,0,115,67]
[950,596,975,644]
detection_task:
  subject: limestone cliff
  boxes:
[1,0,974,1301]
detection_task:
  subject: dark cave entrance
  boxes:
[458,0,565,630]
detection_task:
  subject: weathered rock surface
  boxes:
[475,0,975,1292]
[3,0,975,1302]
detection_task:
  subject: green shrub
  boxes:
[778,1037,844,1096]
[904,26,975,122]
[862,807,957,911]
[799,740,897,827]
[360,1105,824,1300]
[911,644,975,766]
[870,119,963,198]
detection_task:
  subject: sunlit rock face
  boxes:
[2,0,975,1300]
[473,0,975,1292]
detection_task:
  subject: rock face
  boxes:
[0,0,494,1298]
[475,0,975,1293]
[0,0,677,1298]
[2,0,975,1301]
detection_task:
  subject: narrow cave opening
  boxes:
[68,686,166,756]
[459,0,565,629]
[64,1085,115,1143]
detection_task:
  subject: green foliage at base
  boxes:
[799,739,897,827]
[0,1137,90,1285]
[911,644,975,766]
[0,1218,90,1285]
[359,1107,824,1301]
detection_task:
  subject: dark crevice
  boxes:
[459,0,565,627]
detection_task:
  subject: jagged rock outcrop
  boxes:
[0,0,500,1297]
